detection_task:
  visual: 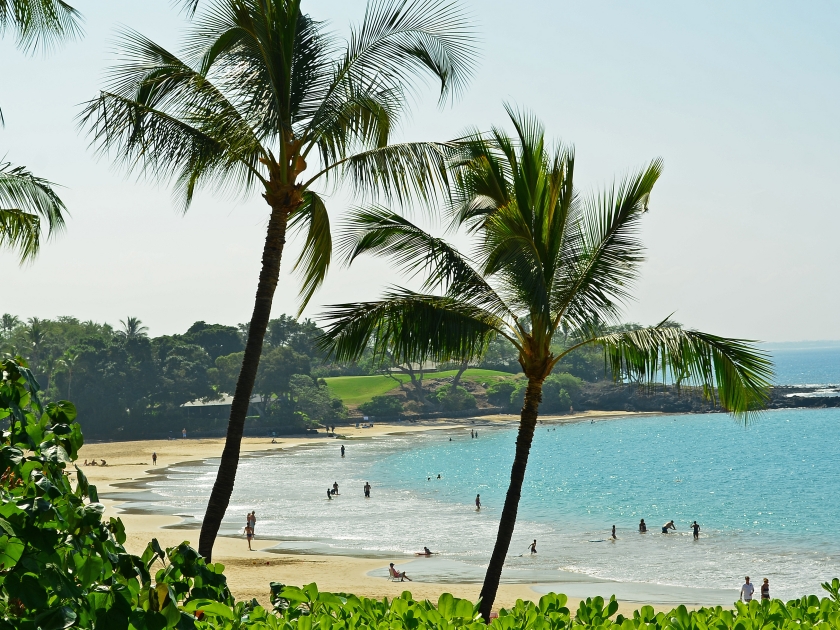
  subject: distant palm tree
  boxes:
[59,349,79,398]
[320,108,773,620]
[0,0,79,260]
[1,313,20,338]
[80,0,476,561]
[24,316,47,366]
[118,316,149,340]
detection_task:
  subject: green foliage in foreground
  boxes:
[3,354,840,629]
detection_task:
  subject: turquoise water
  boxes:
[148,408,840,602]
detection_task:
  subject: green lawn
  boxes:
[324,368,515,407]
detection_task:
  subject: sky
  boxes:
[2,0,839,342]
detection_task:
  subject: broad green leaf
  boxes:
[74,554,104,588]
[198,602,236,620]
[32,605,77,630]
[0,535,25,570]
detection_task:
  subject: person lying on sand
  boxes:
[389,563,412,581]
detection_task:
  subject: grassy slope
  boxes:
[324,368,515,407]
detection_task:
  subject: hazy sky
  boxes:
[2,1,839,341]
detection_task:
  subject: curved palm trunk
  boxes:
[478,377,543,621]
[198,201,291,561]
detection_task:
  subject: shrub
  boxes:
[486,381,517,408]
[358,395,404,417]
[434,384,477,412]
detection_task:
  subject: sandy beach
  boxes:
[77,412,660,614]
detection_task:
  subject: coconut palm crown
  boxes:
[319,107,773,620]
[79,0,477,561]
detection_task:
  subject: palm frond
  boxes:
[339,206,513,318]
[289,190,332,314]
[319,289,501,365]
[554,160,662,327]
[318,141,458,206]
[339,0,477,107]
[0,0,82,54]
[0,160,66,262]
[589,325,773,418]
[78,29,266,209]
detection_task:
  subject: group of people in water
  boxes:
[632,519,701,538]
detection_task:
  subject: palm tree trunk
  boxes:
[478,376,543,621]
[198,202,291,562]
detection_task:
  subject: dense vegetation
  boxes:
[0,311,622,436]
[0,357,837,628]
[0,314,347,439]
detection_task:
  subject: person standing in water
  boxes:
[662,520,676,534]
[611,525,617,540]
[761,578,770,600]
[639,519,647,533]
[364,481,371,498]
[340,444,345,458]
[152,452,157,466]
[333,481,339,495]
[691,521,700,539]
[475,494,481,510]
[327,488,332,500]
[529,540,537,554]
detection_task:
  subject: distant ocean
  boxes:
[133,345,839,605]
[767,343,840,386]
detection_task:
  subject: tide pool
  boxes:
[145,408,840,602]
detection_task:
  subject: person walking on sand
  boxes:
[611,525,617,540]
[364,481,371,498]
[152,452,157,466]
[761,578,770,600]
[740,576,754,603]
[691,521,700,539]
[529,540,537,554]
[182,428,187,439]
[475,494,481,510]
[639,519,647,533]
[662,520,676,534]
[341,444,345,458]
[245,524,253,550]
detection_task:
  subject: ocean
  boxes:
[137,346,840,605]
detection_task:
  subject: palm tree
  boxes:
[1,0,78,259]
[319,108,773,620]
[118,316,149,340]
[1,313,21,338]
[79,0,476,561]
[59,349,79,398]
[24,316,47,367]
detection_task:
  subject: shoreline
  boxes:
[78,411,728,613]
